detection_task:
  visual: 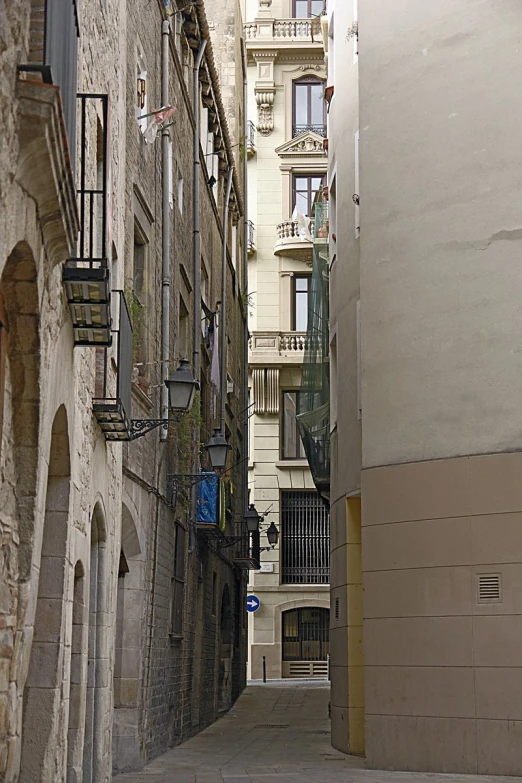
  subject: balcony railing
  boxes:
[63,94,112,346]
[249,331,320,359]
[247,120,256,157]
[292,124,327,138]
[244,18,322,42]
[247,220,256,255]
[274,218,313,261]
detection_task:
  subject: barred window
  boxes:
[281,491,329,584]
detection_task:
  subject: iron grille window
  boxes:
[282,607,329,661]
[292,77,326,138]
[281,491,329,584]
[282,392,306,460]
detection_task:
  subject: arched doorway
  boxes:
[83,503,108,783]
[67,560,88,782]
[20,405,71,782]
[0,241,41,780]
[218,584,233,712]
[112,503,144,773]
[282,607,330,678]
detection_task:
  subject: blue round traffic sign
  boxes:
[246,594,260,613]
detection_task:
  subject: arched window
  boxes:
[292,77,326,138]
[282,607,330,661]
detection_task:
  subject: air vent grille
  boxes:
[334,597,340,621]
[477,573,502,603]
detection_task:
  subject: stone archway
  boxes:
[20,405,71,782]
[218,584,233,712]
[0,240,41,781]
[83,502,108,783]
[112,503,144,773]
[67,560,88,782]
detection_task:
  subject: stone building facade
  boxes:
[242,0,330,680]
[0,0,248,780]
[327,0,522,775]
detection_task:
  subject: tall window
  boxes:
[282,392,305,460]
[170,525,186,636]
[281,491,329,584]
[293,0,324,18]
[292,174,325,217]
[292,77,326,137]
[293,274,311,331]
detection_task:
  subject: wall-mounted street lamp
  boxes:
[205,428,231,471]
[265,521,279,548]
[128,359,198,439]
[245,503,261,534]
[165,359,198,412]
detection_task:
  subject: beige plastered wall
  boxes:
[327,0,362,757]
[363,453,522,775]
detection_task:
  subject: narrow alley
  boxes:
[113,681,522,783]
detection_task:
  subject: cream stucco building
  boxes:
[243,0,330,680]
[328,0,522,775]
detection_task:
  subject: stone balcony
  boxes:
[249,331,311,365]
[244,18,322,43]
[274,219,313,263]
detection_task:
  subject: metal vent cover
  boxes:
[477,573,502,603]
[334,597,340,621]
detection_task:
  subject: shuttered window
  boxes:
[281,491,329,584]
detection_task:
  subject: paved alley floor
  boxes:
[113,680,522,783]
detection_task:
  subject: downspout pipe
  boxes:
[192,38,207,380]
[189,38,207,553]
[160,18,171,439]
[241,39,249,519]
[219,167,234,435]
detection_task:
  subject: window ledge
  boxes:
[276,460,308,468]
[169,633,184,642]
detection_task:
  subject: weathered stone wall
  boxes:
[0,0,126,779]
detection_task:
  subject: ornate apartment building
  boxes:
[243,0,330,680]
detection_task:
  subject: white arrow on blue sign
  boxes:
[246,594,260,613]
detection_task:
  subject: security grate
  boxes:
[477,573,502,603]
[281,491,329,584]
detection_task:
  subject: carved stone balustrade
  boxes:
[244,18,322,42]
[274,219,313,263]
[249,331,310,365]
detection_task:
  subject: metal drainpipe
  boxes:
[160,18,171,440]
[220,168,234,435]
[189,39,207,553]
[241,39,250,520]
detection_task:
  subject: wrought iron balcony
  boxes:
[247,220,256,256]
[63,94,112,346]
[247,120,256,158]
[274,218,313,262]
[93,292,132,440]
[292,124,327,138]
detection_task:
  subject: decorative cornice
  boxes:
[275,131,326,158]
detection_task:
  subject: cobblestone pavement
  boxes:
[113,680,522,783]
